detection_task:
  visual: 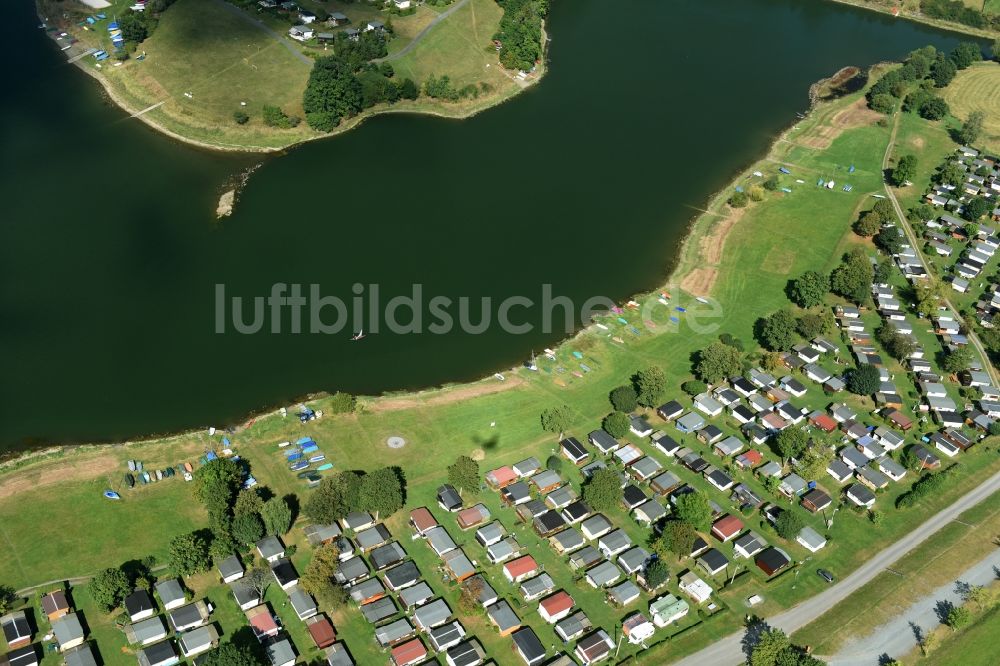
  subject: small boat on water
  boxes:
[309,454,326,463]
[136,461,143,472]
[580,363,591,372]
[572,371,584,378]
[351,329,365,341]
[675,306,686,312]
[124,473,135,488]
[316,463,334,471]
[103,490,121,500]
[670,316,680,323]
[285,449,301,458]
[290,461,309,471]
[572,351,583,359]
[658,297,669,306]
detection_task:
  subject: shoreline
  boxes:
[825,0,999,40]
[40,6,546,155]
[1,63,871,469]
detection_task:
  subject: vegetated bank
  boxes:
[36,0,549,152]
[825,0,1000,39]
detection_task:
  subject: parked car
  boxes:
[817,569,834,583]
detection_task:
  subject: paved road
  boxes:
[881,114,999,387]
[379,0,471,62]
[212,0,311,65]
[671,467,1000,665]
[826,549,1000,665]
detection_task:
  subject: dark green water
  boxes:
[0,0,978,449]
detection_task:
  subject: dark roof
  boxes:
[2,646,38,666]
[622,484,647,508]
[384,561,419,589]
[271,559,298,586]
[588,429,619,451]
[534,510,567,534]
[756,547,790,573]
[699,548,728,571]
[561,437,588,459]
[511,627,546,662]
[437,484,463,510]
[124,590,155,617]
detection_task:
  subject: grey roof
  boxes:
[426,526,457,555]
[631,456,663,479]
[334,556,369,584]
[581,513,612,537]
[349,578,385,604]
[461,574,497,606]
[443,548,475,579]
[551,527,584,551]
[168,601,207,630]
[179,626,217,654]
[546,485,577,508]
[520,573,555,599]
[325,643,355,666]
[429,621,465,651]
[342,511,374,530]
[827,459,852,480]
[384,560,420,589]
[399,582,434,608]
[359,597,397,623]
[355,524,391,550]
[532,469,562,489]
[634,499,667,522]
[304,523,343,545]
[569,546,603,570]
[154,579,185,607]
[370,542,407,569]
[137,640,177,666]
[375,618,414,646]
[587,561,622,586]
[599,529,632,554]
[256,536,284,559]
[617,546,650,573]
[230,580,259,607]
[289,587,317,617]
[555,610,592,641]
[266,639,295,666]
[63,645,97,666]
[124,589,155,617]
[218,554,244,579]
[413,598,451,629]
[52,613,84,646]
[487,600,521,632]
[608,579,641,604]
[476,521,506,544]
[588,429,620,452]
[513,457,541,476]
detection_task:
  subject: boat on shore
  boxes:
[103,489,121,500]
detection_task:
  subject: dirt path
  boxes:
[0,454,119,500]
[368,375,524,412]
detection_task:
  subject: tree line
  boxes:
[494,0,548,71]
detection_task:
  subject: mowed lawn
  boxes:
[392,0,520,101]
[925,604,1000,666]
[942,61,1000,154]
[102,0,316,147]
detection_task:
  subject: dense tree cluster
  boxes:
[303,34,417,132]
[582,467,623,511]
[447,456,480,495]
[846,364,881,395]
[745,624,825,666]
[756,310,797,352]
[830,249,874,304]
[789,271,829,307]
[921,0,989,30]
[695,341,744,383]
[867,43,981,116]
[896,465,958,508]
[303,468,405,523]
[494,0,547,71]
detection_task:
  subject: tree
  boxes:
[913,280,943,316]
[956,110,985,146]
[918,96,949,120]
[797,443,834,481]
[696,341,744,383]
[869,93,895,114]
[963,584,989,611]
[89,567,131,612]
[358,467,404,520]
[169,532,211,576]
[299,543,341,604]
[609,384,639,412]
[233,110,249,125]
[729,190,750,208]
[644,559,669,589]
[244,565,271,601]
[582,468,623,512]
[447,456,480,496]
[303,471,362,523]
[749,626,791,666]
[938,162,967,187]
[399,78,419,100]
[847,364,880,395]
[963,196,991,221]
[854,211,884,238]
[874,226,904,255]
[234,488,264,517]
[545,455,561,472]
[675,493,712,531]
[231,512,264,546]
[681,379,707,396]
[0,585,15,615]
[965,222,980,238]
[830,250,874,304]
[540,405,573,439]
[775,511,805,540]
[942,346,974,374]
[303,55,363,131]
[892,154,918,186]
[261,497,293,536]
[951,42,982,69]
[931,54,957,87]
[757,310,797,352]
[869,509,884,526]
[634,366,667,407]
[775,428,808,465]
[118,11,152,44]
[201,642,263,666]
[602,411,630,439]
[946,605,972,630]
[878,323,917,360]
[990,420,1000,437]
[458,575,484,613]
[796,313,830,340]
[652,520,697,562]
[790,271,830,307]
[194,459,244,513]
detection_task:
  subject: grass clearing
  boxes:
[942,61,1000,154]
[922,602,1000,665]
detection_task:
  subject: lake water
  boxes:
[0,0,978,450]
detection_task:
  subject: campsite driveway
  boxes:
[212,0,311,66]
[825,549,1000,665]
[671,468,1000,666]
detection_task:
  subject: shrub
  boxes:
[602,411,631,439]
[681,380,707,396]
[728,190,749,208]
[233,110,250,125]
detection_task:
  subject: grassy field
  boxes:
[923,603,1000,665]
[39,0,527,150]
[3,71,998,664]
[791,493,1000,653]
[942,61,1000,155]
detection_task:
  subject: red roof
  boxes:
[505,555,538,578]
[811,414,837,432]
[391,638,427,666]
[247,607,278,636]
[738,450,763,466]
[711,514,744,539]
[409,507,437,533]
[306,616,336,648]
[539,591,574,616]
[487,466,517,487]
[457,505,489,528]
